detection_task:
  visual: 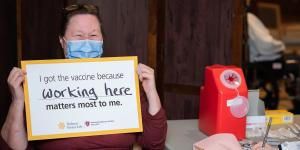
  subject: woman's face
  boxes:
[60,14,103,54]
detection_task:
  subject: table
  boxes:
[165,119,206,150]
[165,115,300,150]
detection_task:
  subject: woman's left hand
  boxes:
[137,63,156,94]
[137,63,161,115]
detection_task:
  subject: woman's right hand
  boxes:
[7,67,26,101]
[1,67,28,150]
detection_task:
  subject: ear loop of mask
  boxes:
[226,82,249,118]
[62,37,68,58]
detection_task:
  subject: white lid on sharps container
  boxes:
[227,96,249,118]
[220,69,249,118]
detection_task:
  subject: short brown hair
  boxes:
[60,4,102,37]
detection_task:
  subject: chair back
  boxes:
[256,2,283,40]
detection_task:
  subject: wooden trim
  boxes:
[16,0,22,66]
[231,0,245,67]
[148,0,158,70]
[164,84,200,95]
[242,0,249,75]
[156,0,166,101]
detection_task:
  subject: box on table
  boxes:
[265,110,293,125]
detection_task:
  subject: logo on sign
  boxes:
[85,121,90,127]
[58,122,65,129]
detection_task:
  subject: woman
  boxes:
[1,4,167,150]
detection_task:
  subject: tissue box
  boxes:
[265,110,293,125]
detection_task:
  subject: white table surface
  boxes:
[165,119,206,150]
[165,115,300,150]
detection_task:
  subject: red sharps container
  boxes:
[199,65,249,140]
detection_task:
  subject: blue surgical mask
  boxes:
[65,39,103,58]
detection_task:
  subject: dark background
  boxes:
[0,0,245,130]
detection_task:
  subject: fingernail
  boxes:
[137,67,142,75]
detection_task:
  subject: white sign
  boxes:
[21,56,142,141]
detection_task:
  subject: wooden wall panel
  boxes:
[161,0,244,119]
[164,92,199,119]
[78,0,149,64]
[21,0,148,62]
[21,0,67,60]
[164,0,232,86]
